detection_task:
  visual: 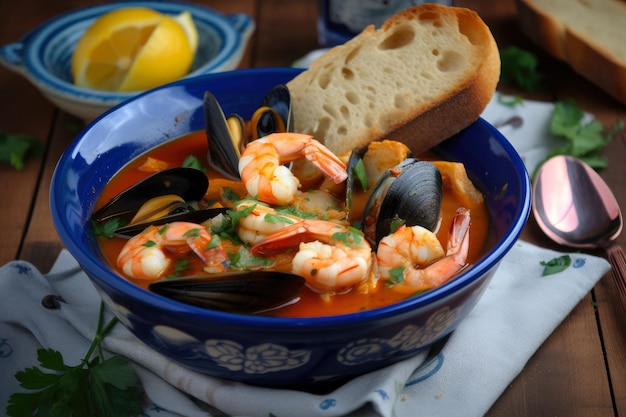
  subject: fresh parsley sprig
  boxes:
[547,99,623,170]
[7,302,142,417]
[0,131,44,170]
[500,46,547,92]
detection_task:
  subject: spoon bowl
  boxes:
[533,155,626,311]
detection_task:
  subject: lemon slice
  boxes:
[71,7,198,92]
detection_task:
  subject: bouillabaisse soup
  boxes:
[94,130,489,317]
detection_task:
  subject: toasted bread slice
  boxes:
[287,4,500,156]
[517,0,626,104]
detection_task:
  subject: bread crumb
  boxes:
[435,392,443,399]
[401,394,408,401]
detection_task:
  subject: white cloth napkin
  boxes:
[0,243,610,417]
[0,96,611,416]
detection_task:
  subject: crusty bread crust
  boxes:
[517,0,626,104]
[287,4,500,156]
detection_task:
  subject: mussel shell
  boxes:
[260,84,293,133]
[361,158,443,247]
[92,167,209,223]
[204,91,242,181]
[149,271,305,314]
[114,207,228,238]
[251,107,284,139]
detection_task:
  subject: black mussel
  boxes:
[258,84,293,133]
[93,167,208,223]
[204,85,293,181]
[114,207,228,238]
[251,107,284,139]
[149,271,306,314]
[204,91,242,181]
[361,158,443,248]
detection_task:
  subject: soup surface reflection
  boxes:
[95,130,490,317]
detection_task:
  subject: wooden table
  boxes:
[1,1,624,415]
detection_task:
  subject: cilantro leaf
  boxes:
[540,255,572,276]
[0,131,44,170]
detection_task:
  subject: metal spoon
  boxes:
[532,155,626,311]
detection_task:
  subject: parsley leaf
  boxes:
[7,303,142,417]
[229,246,274,269]
[540,255,572,276]
[331,226,365,248]
[546,99,623,170]
[92,218,126,238]
[182,154,207,172]
[0,131,44,170]
[385,266,406,286]
[352,158,368,191]
[500,46,547,92]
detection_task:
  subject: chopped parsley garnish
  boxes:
[92,218,126,238]
[331,226,365,247]
[182,154,207,172]
[229,247,274,269]
[352,158,368,191]
[386,266,406,286]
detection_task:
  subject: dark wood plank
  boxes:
[459,0,619,415]
[0,0,59,265]
[254,0,319,68]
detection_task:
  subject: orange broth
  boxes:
[95,130,490,317]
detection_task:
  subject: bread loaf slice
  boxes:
[517,0,626,104]
[286,4,500,156]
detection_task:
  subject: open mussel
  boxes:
[93,167,208,223]
[361,158,443,248]
[114,206,228,238]
[204,84,293,181]
[92,167,228,238]
[149,271,305,314]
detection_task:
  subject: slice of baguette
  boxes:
[517,0,626,104]
[286,4,500,156]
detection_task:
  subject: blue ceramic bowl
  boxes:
[50,67,531,387]
[0,1,253,121]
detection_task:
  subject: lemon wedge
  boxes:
[71,7,198,92]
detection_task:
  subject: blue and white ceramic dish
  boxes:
[50,67,531,387]
[0,1,254,121]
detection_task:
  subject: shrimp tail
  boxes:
[250,220,347,256]
[302,140,348,184]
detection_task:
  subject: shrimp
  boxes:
[251,220,372,293]
[238,132,348,206]
[377,208,470,294]
[234,200,303,245]
[117,222,229,281]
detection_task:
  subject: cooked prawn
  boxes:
[238,132,348,206]
[251,219,372,293]
[117,222,229,280]
[377,208,470,294]
[235,199,303,245]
